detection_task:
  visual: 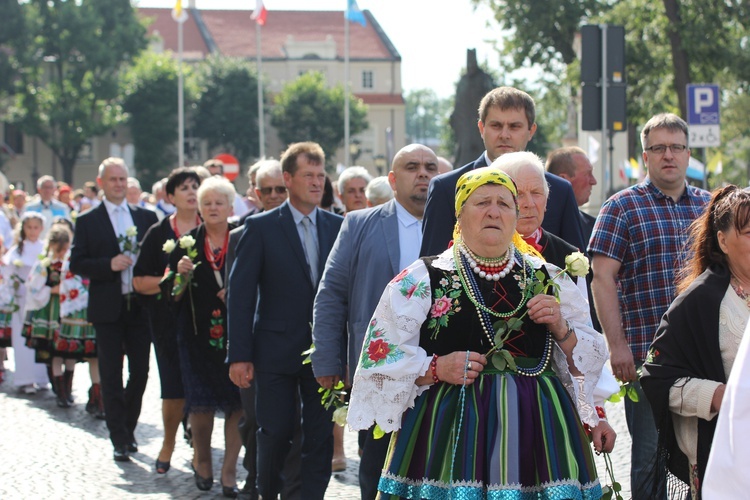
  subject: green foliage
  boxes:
[193,56,260,164]
[4,0,147,184]
[472,0,605,69]
[271,72,368,168]
[122,52,188,188]
[0,1,24,97]
[405,88,451,143]
[475,0,750,187]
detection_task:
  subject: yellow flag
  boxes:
[172,0,187,23]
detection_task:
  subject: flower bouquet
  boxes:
[118,225,138,310]
[162,235,200,334]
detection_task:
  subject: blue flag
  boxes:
[346,0,366,27]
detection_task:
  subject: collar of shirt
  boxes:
[482,150,492,167]
[643,177,693,202]
[394,200,421,229]
[288,202,318,227]
[102,197,129,218]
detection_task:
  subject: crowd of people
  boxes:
[0,85,746,500]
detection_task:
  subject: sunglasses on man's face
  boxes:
[259,186,287,195]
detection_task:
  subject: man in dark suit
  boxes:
[227,142,343,500]
[226,160,300,500]
[312,144,439,499]
[420,86,585,256]
[70,157,158,462]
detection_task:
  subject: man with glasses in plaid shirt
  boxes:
[588,113,711,496]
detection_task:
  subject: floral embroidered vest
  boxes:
[418,256,550,359]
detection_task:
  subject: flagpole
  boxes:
[344,11,351,168]
[177,14,185,167]
[256,22,265,158]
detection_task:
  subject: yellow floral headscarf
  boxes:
[453,167,542,259]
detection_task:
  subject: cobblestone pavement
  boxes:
[0,350,631,499]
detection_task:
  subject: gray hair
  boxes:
[254,159,283,186]
[98,157,130,178]
[492,151,548,197]
[191,166,212,182]
[640,113,689,150]
[365,176,394,206]
[197,175,236,207]
[127,177,142,190]
[337,166,372,194]
[36,175,56,191]
[247,158,268,183]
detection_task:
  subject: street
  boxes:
[0,350,631,498]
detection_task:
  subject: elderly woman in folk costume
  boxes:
[348,167,609,499]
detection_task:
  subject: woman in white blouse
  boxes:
[642,185,750,499]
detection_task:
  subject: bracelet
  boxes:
[430,354,440,384]
[555,320,575,343]
[595,406,607,420]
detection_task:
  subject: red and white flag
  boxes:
[251,0,267,25]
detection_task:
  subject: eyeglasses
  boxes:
[259,186,287,195]
[645,144,688,155]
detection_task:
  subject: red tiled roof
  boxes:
[138,8,399,61]
[139,8,210,59]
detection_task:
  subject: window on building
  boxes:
[3,123,23,155]
[362,70,374,89]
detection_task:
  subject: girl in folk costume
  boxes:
[24,221,102,413]
[0,212,47,393]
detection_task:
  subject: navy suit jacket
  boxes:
[311,199,401,382]
[70,202,158,323]
[420,152,586,256]
[226,201,343,374]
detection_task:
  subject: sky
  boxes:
[134,0,505,99]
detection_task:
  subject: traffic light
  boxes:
[581,25,626,132]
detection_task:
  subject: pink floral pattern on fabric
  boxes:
[426,274,462,339]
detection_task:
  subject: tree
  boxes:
[405,89,451,144]
[192,56,260,164]
[4,0,147,185]
[271,72,368,167]
[122,51,189,189]
[472,0,603,68]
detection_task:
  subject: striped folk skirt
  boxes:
[378,366,602,500]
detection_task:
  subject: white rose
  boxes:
[332,406,348,427]
[179,235,196,249]
[12,259,23,268]
[162,239,177,254]
[40,257,52,268]
[126,226,138,238]
[565,251,590,278]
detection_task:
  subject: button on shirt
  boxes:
[395,201,423,271]
[588,179,711,362]
[103,198,135,295]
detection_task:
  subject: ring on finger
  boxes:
[549,306,553,315]
[466,361,472,371]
